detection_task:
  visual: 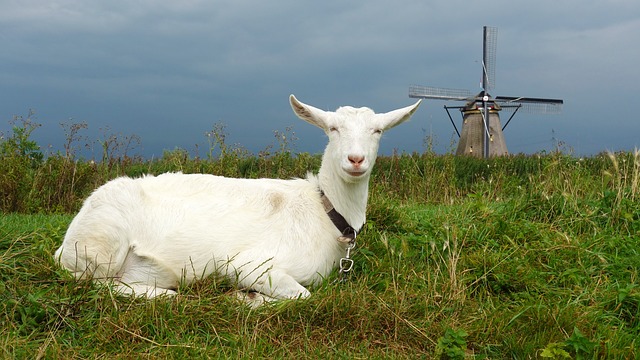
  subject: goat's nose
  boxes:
[348,155,365,166]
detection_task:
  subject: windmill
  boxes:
[409,26,563,158]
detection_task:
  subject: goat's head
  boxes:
[290,94,421,183]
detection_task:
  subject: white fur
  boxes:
[54,95,421,304]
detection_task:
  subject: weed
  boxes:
[435,327,468,359]
[1,110,43,165]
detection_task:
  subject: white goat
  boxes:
[54,95,421,305]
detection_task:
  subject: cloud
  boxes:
[1,0,639,157]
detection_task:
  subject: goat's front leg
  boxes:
[242,269,311,301]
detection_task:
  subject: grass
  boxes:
[1,118,639,358]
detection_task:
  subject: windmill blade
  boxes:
[482,26,498,92]
[495,96,564,114]
[409,85,472,101]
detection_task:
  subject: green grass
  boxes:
[2,159,639,358]
[1,119,639,358]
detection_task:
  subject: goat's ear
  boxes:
[290,94,330,129]
[375,100,422,130]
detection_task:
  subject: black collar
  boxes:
[319,190,357,241]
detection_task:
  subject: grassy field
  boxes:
[1,120,639,358]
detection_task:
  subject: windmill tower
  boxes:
[409,26,563,158]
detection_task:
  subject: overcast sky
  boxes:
[1,1,638,158]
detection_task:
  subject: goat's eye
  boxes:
[373,129,383,135]
[329,126,339,133]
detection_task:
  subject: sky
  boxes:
[1,0,639,159]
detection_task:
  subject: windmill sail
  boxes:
[495,96,564,114]
[482,26,497,92]
[409,85,472,101]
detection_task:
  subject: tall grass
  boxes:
[0,118,319,213]
[1,117,639,358]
